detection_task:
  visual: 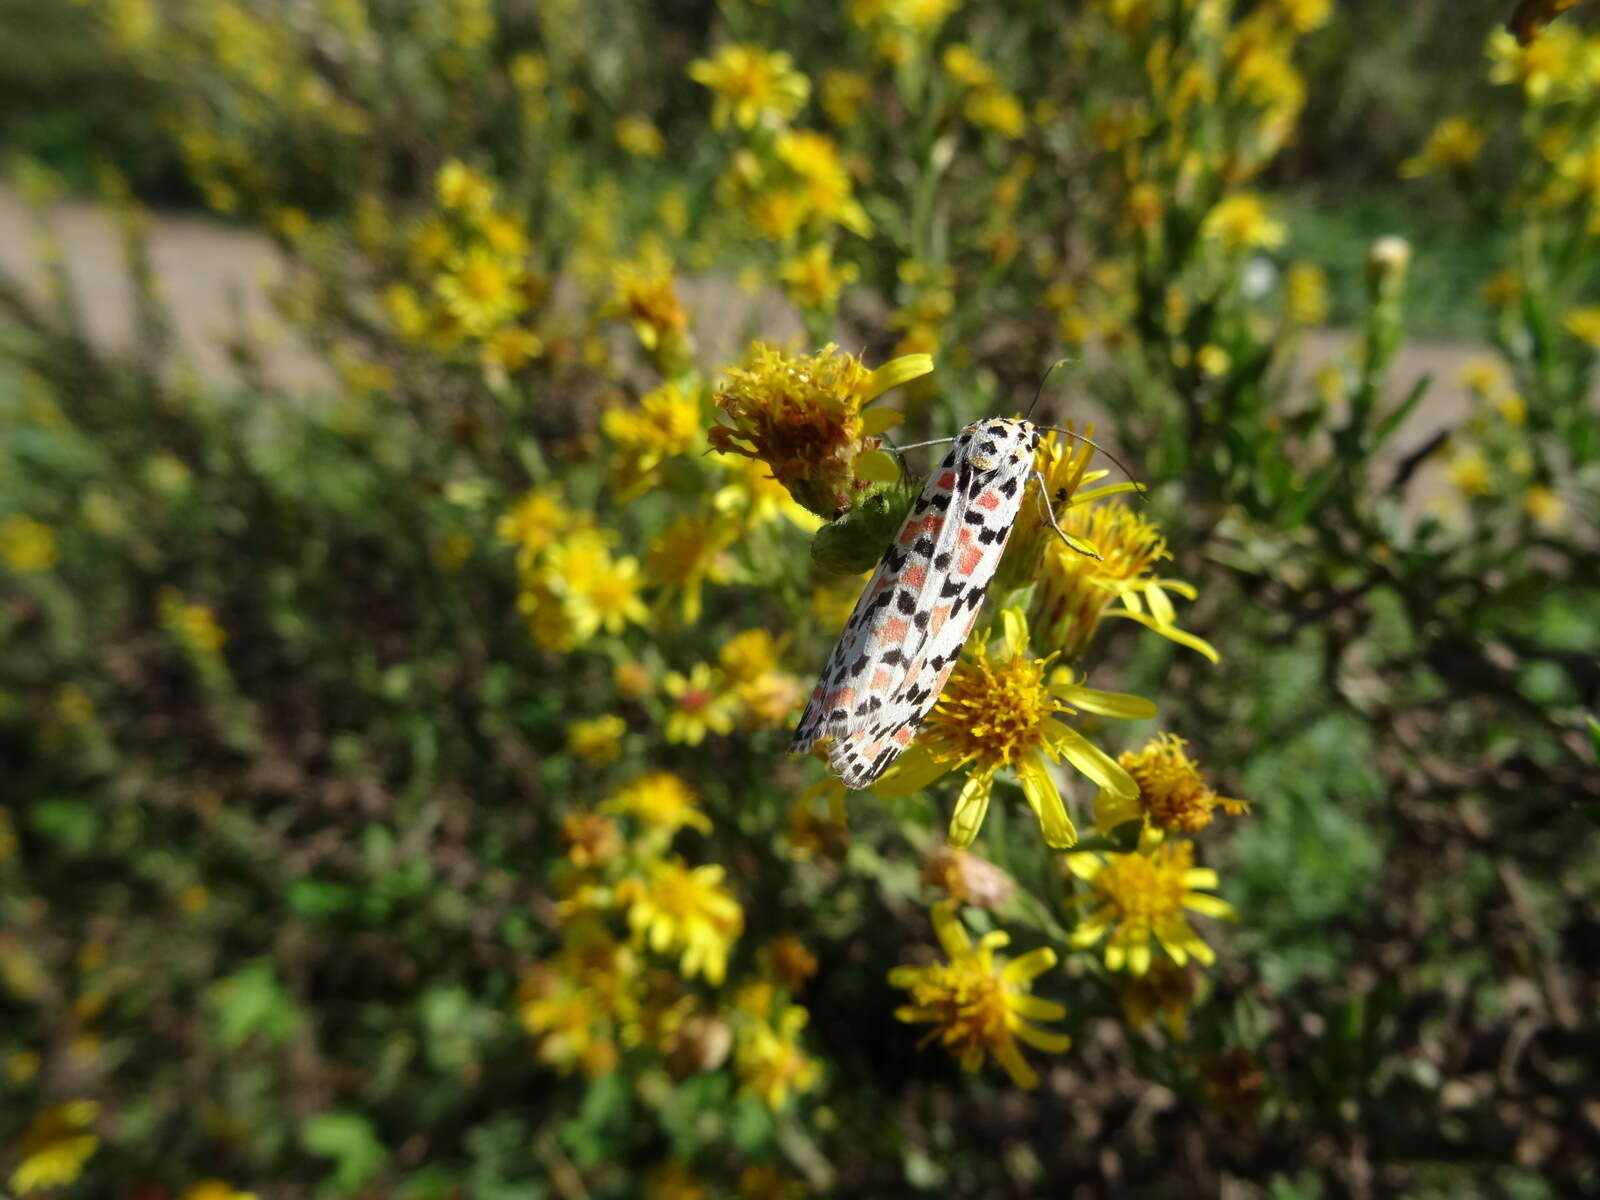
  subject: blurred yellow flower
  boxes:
[436,158,495,212]
[1196,343,1232,377]
[436,245,523,334]
[1562,305,1600,347]
[563,811,624,868]
[615,114,666,157]
[479,326,543,372]
[1202,193,1286,251]
[707,342,927,519]
[1067,840,1236,974]
[645,513,736,624]
[1448,449,1493,497]
[689,45,810,131]
[497,487,567,560]
[565,552,651,638]
[159,588,227,656]
[1523,483,1566,530]
[942,44,999,90]
[1095,732,1246,839]
[621,858,743,984]
[965,89,1027,139]
[779,242,859,310]
[1399,116,1488,177]
[604,382,703,500]
[1487,24,1583,102]
[889,901,1069,1089]
[774,130,872,236]
[566,714,627,764]
[605,771,711,835]
[662,663,738,745]
[737,1004,822,1109]
[0,514,59,573]
[820,68,871,127]
[876,610,1152,849]
[1284,261,1330,326]
[1117,958,1197,1040]
[8,1101,99,1194]
[610,244,690,353]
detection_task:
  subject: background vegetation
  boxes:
[2,1,1596,1196]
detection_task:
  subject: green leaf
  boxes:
[302,1110,388,1193]
[208,958,300,1050]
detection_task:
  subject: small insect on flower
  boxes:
[791,417,1090,789]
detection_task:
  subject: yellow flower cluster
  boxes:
[379,160,547,374]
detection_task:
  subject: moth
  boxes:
[791,417,1086,789]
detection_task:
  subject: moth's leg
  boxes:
[1032,470,1101,560]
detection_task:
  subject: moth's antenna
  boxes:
[1040,425,1148,501]
[1025,359,1070,419]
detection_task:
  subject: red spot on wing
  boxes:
[930,604,951,635]
[823,687,856,710]
[878,616,911,643]
[893,726,914,747]
[958,545,984,575]
[870,667,892,690]
[901,564,927,589]
[975,489,1002,511]
[937,471,956,490]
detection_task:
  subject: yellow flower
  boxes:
[1284,261,1330,326]
[1029,500,1220,663]
[605,771,711,835]
[496,487,567,561]
[565,552,651,638]
[1562,306,1600,347]
[820,68,871,127]
[1399,116,1488,177]
[1202,192,1286,252]
[1448,449,1493,497]
[621,858,743,984]
[159,587,227,656]
[435,158,495,212]
[0,514,59,573]
[942,44,999,90]
[965,89,1028,139]
[689,45,810,131]
[609,244,689,354]
[1487,24,1582,102]
[8,1101,99,1194]
[1196,343,1232,377]
[1095,733,1247,840]
[645,514,736,624]
[736,1005,822,1109]
[662,663,738,746]
[719,629,784,684]
[707,342,928,519]
[759,936,820,991]
[1271,0,1331,32]
[518,959,623,1076]
[888,901,1069,1089]
[435,245,523,334]
[563,811,623,868]
[615,114,666,157]
[182,1183,259,1200]
[566,714,627,765]
[773,130,872,236]
[875,610,1153,849]
[479,327,543,372]
[1117,959,1197,1040]
[1523,483,1566,530]
[779,242,859,310]
[1067,841,1237,974]
[603,382,703,500]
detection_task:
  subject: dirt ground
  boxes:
[0,185,1488,499]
